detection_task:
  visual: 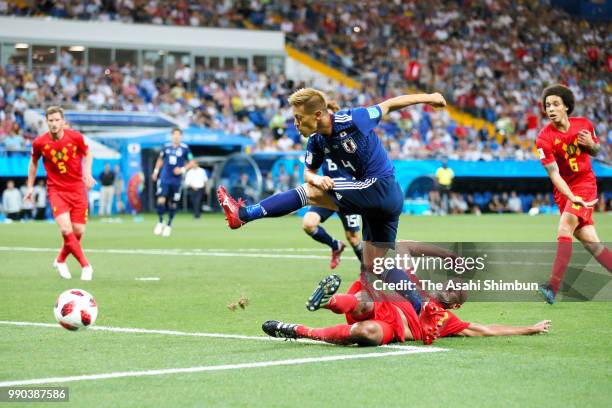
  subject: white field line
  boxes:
[0,321,441,352]
[0,246,334,261]
[0,246,593,267]
[0,320,446,387]
[0,348,443,387]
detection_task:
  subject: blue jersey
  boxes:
[159,142,194,185]
[305,105,394,180]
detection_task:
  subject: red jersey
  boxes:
[536,117,598,200]
[31,129,89,193]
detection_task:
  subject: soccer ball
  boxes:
[54,289,98,331]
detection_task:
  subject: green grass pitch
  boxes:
[0,213,611,407]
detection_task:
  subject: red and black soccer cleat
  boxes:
[217,186,246,229]
[419,300,449,345]
[330,241,346,269]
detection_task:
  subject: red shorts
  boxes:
[344,280,422,344]
[556,194,594,230]
[48,188,88,224]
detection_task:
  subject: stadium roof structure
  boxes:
[0,16,284,56]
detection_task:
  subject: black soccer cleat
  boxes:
[262,320,298,339]
[306,274,342,312]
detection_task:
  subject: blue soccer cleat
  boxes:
[539,284,556,305]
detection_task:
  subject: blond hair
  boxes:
[45,106,64,119]
[288,88,328,114]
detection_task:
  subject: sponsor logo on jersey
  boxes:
[335,192,343,200]
[341,137,357,154]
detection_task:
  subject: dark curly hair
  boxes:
[542,84,575,115]
[430,278,468,309]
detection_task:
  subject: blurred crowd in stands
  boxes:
[428,189,612,216]
[1,0,609,161]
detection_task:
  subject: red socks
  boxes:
[57,232,81,263]
[324,294,358,314]
[62,232,89,267]
[594,247,612,272]
[549,236,573,294]
[295,324,352,345]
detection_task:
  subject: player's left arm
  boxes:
[186,150,197,171]
[173,150,196,176]
[459,320,551,337]
[577,128,600,157]
[378,92,446,117]
[83,149,96,189]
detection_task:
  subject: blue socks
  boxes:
[352,242,363,262]
[308,226,339,250]
[381,268,423,313]
[167,206,176,226]
[239,186,308,222]
[156,203,165,223]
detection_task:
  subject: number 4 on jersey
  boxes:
[341,159,356,172]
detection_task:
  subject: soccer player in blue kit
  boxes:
[152,127,196,237]
[218,88,446,272]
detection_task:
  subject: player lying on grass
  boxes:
[536,84,611,304]
[263,274,552,346]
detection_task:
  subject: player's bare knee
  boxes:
[352,291,374,316]
[157,197,166,206]
[303,221,317,234]
[346,232,360,247]
[580,240,603,256]
[303,183,324,200]
[59,225,72,236]
[302,214,319,234]
[73,225,85,237]
[350,322,383,346]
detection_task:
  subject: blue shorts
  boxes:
[331,176,403,244]
[307,206,360,232]
[156,182,182,203]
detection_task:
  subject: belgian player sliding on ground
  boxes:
[263,274,552,346]
[536,84,611,304]
[24,106,96,280]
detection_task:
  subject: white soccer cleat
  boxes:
[154,222,164,236]
[162,225,172,237]
[53,259,71,279]
[81,265,93,281]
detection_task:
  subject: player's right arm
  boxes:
[24,144,41,203]
[151,152,164,182]
[543,162,597,208]
[537,134,596,208]
[304,136,334,190]
[304,167,334,190]
[459,320,551,337]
